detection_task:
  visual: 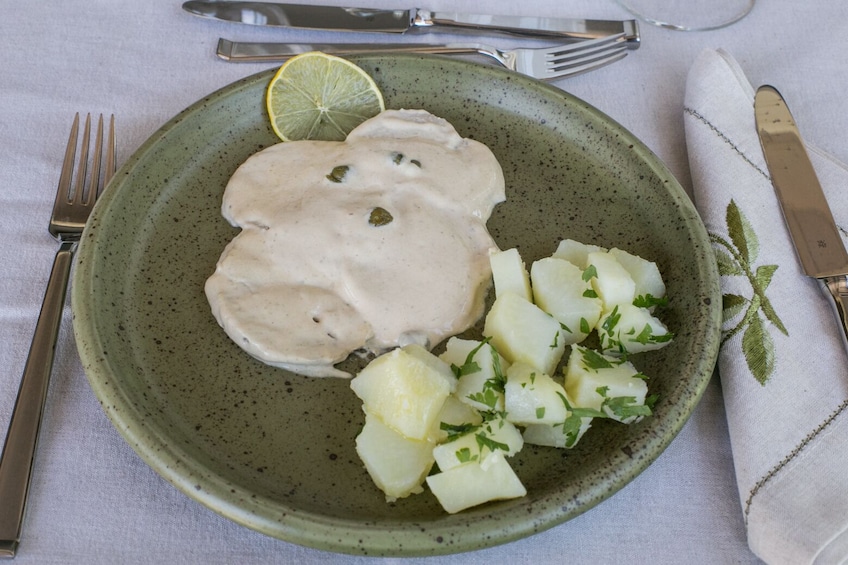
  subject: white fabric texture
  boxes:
[685,48,848,565]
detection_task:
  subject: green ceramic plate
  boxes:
[72,55,720,556]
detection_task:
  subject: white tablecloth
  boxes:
[1,1,845,563]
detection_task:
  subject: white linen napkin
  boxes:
[684,48,848,565]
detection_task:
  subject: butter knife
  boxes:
[755,85,848,348]
[182,1,640,47]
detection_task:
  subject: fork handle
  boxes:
[0,240,75,558]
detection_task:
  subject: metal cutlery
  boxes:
[183,1,641,46]
[0,113,116,558]
[755,85,848,350]
[217,33,629,80]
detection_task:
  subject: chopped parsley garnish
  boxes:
[630,323,674,345]
[467,380,506,410]
[475,431,510,454]
[455,447,476,463]
[489,346,506,391]
[555,392,604,446]
[601,305,621,335]
[633,294,669,309]
[467,388,501,410]
[557,391,605,418]
[455,339,507,410]
[579,347,618,371]
[603,395,653,420]
[579,317,591,334]
[559,414,587,447]
[582,265,598,282]
[444,415,514,461]
[450,339,488,378]
[484,409,510,423]
[583,289,599,299]
[570,406,606,419]
[439,421,478,441]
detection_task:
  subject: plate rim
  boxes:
[72,53,721,556]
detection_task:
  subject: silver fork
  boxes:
[217,33,629,81]
[0,113,115,558]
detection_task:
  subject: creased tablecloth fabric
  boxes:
[5,0,848,562]
[684,47,848,565]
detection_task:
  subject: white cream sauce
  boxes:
[205,109,505,377]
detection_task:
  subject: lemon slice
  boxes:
[266,52,385,142]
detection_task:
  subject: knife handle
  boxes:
[217,38,484,62]
[821,276,848,353]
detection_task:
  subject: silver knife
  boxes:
[755,85,848,347]
[182,1,640,47]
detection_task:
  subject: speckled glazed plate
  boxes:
[72,55,720,556]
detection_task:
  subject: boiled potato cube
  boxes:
[522,388,593,448]
[522,413,592,449]
[429,394,483,443]
[356,412,435,501]
[439,337,507,411]
[608,248,666,308]
[551,239,607,269]
[530,257,602,344]
[490,248,532,301]
[433,414,523,471]
[597,303,673,356]
[586,251,636,308]
[504,362,569,425]
[426,451,526,514]
[350,344,456,441]
[564,345,650,424]
[483,292,565,376]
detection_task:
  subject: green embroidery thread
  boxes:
[709,199,788,385]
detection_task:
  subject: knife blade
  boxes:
[181,1,640,47]
[755,84,848,347]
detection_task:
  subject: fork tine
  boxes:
[54,113,80,209]
[547,33,627,64]
[72,114,92,206]
[103,114,116,189]
[547,49,628,80]
[86,115,104,207]
[548,44,627,72]
[545,35,628,80]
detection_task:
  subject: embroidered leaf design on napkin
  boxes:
[715,248,743,276]
[727,199,759,264]
[742,305,776,383]
[722,293,747,321]
[755,264,785,331]
[710,200,787,385]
